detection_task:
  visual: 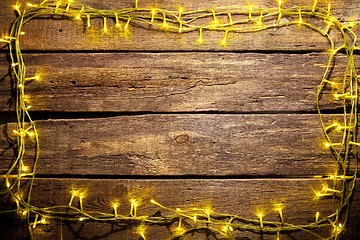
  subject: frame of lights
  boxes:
[0,0,359,239]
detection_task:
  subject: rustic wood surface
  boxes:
[1,178,359,240]
[0,52,354,112]
[0,114,355,176]
[0,0,359,239]
[0,0,359,52]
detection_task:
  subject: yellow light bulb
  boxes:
[27,3,33,7]
[40,218,46,224]
[79,217,84,221]
[257,212,264,228]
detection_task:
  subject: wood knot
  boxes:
[175,134,190,144]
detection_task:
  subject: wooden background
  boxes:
[0,0,360,239]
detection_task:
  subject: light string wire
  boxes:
[0,0,358,239]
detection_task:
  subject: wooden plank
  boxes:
[0,114,351,176]
[0,0,359,51]
[1,178,359,239]
[0,52,351,112]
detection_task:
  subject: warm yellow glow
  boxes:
[103,17,107,32]
[18,83,24,88]
[22,165,28,172]
[151,9,156,23]
[6,178,10,188]
[298,8,302,23]
[219,30,229,47]
[325,20,333,34]
[228,13,233,25]
[40,218,47,224]
[162,11,168,28]
[87,14,91,27]
[113,202,118,217]
[327,4,331,18]
[248,5,253,19]
[196,28,204,44]
[257,10,263,25]
[315,212,319,223]
[256,212,264,228]
[210,9,219,25]
[66,0,71,11]
[13,5,20,11]
[27,3,33,7]
[193,214,197,223]
[124,17,131,30]
[79,217,84,221]
[348,22,356,28]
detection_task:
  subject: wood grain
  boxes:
[0,114,351,176]
[0,0,359,51]
[0,52,351,112]
[0,178,359,240]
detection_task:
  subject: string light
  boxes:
[196,27,204,45]
[257,212,264,228]
[219,30,229,47]
[1,1,358,239]
[312,0,318,13]
[257,10,263,25]
[103,17,107,32]
[113,202,118,218]
[228,13,233,25]
[298,8,302,24]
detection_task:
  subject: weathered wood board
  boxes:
[0,114,355,176]
[0,52,355,112]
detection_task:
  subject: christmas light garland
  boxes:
[0,0,359,239]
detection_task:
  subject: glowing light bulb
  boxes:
[348,22,356,28]
[103,17,107,32]
[18,83,24,88]
[257,10,263,25]
[176,208,181,212]
[196,28,204,45]
[6,178,10,188]
[150,9,156,23]
[124,18,131,30]
[113,202,118,218]
[79,195,83,210]
[298,8,303,24]
[193,214,197,223]
[257,212,264,228]
[27,3,33,7]
[79,217,84,221]
[248,5,253,19]
[210,9,219,25]
[219,30,229,47]
[40,218,47,224]
[13,5,21,13]
[315,212,319,224]
[87,15,91,27]
[228,13,233,25]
